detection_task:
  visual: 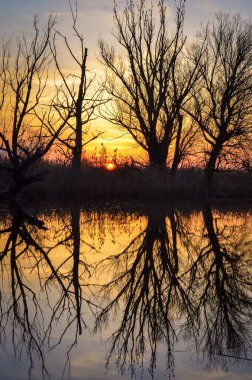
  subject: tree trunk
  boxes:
[148,141,168,168]
[11,169,25,195]
[72,47,88,173]
[171,114,183,176]
[205,140,223,188]
[72,118,82,172]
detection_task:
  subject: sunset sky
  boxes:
[1,0,252,160]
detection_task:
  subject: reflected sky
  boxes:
[0,203,251,380]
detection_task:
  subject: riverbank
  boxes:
[1,164,252,202]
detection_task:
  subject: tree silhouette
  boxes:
[0,16,72,195]
[51,0,105,171]
[99,0,203,169]
[188,13,252,187]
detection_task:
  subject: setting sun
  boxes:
[106,162,116,171]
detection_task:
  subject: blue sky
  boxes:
[0,0,251,68]
[1,0,252,45]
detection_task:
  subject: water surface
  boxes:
[0,202,251,380]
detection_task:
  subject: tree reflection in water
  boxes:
[94,207,191,378]
[94,205,252,377]
[0,202,52,377]
[0,203,96,378]
[182,205,252,370]
[0,202,251,379]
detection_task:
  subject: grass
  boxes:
[1,161,251,202]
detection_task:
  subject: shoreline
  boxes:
[1,166,252,205]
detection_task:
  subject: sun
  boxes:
[106,162,116,171]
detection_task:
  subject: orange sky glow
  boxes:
[1,0,252,166]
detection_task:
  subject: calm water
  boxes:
[0,202,251,380]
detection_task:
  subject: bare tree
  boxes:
[51,0,105,171]
[188,13,252,187]
[0,15,72,195]
[99,0,203,169]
